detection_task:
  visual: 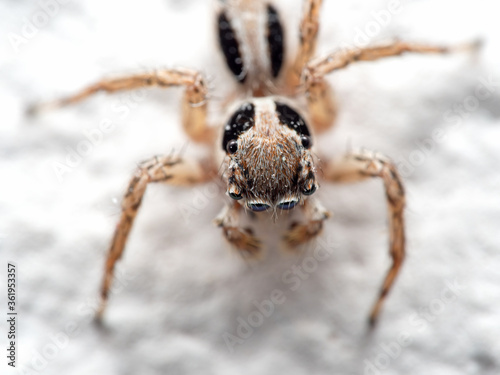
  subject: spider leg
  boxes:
[303,40,480,86]
[304,75,337,134]
[287,0,323,89]
[214,203,262,257]
[301,40,479,135]
[284,0,336,134]
[97,154,211,320]
[28,68,212,143]
[283,198,331,248]
[324,150,405,327]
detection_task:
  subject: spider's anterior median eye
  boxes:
[277,200,299,210]
[248,203,270,212]
[303,185,317,196]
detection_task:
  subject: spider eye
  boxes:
[277,200,299,210]
[303,185,317,196]
[222,103,255,152]
[226,140,238,154]
[247,203,270,212]
[301,135,312,149]
[228,191,242,200]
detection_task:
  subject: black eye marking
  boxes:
[222,103,255,151]
[218,11,246,83]
[266,5,284,78]
[275,102,311,138]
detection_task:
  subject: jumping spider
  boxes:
[32,0,477,326]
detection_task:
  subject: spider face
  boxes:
[223,98,318,212]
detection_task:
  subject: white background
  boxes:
[1,0,499,374]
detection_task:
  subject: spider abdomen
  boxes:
[216,1,285,92]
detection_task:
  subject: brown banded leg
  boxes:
[283,198,331,248]
[214,203,261,257]
[287,0,323,89]
[301,40,479,135]
[303,40,480,85]
[324,151,405,326]
[286,0,336,134]
[97,154,210,319]
[305,76,337,134]
[28,68,212,143]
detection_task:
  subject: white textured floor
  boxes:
[1,0,500,374]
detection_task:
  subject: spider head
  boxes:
[223,99,318,212]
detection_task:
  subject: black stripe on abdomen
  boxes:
[266,5,284,78]
[217,11,246,83]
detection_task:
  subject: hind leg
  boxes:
[287,0,323,89]
[284,0,337,134]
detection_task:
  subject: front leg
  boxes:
[324,150,405,326]
[97,154,211,319]
[214,203,262,258]
[283,198,331,248]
